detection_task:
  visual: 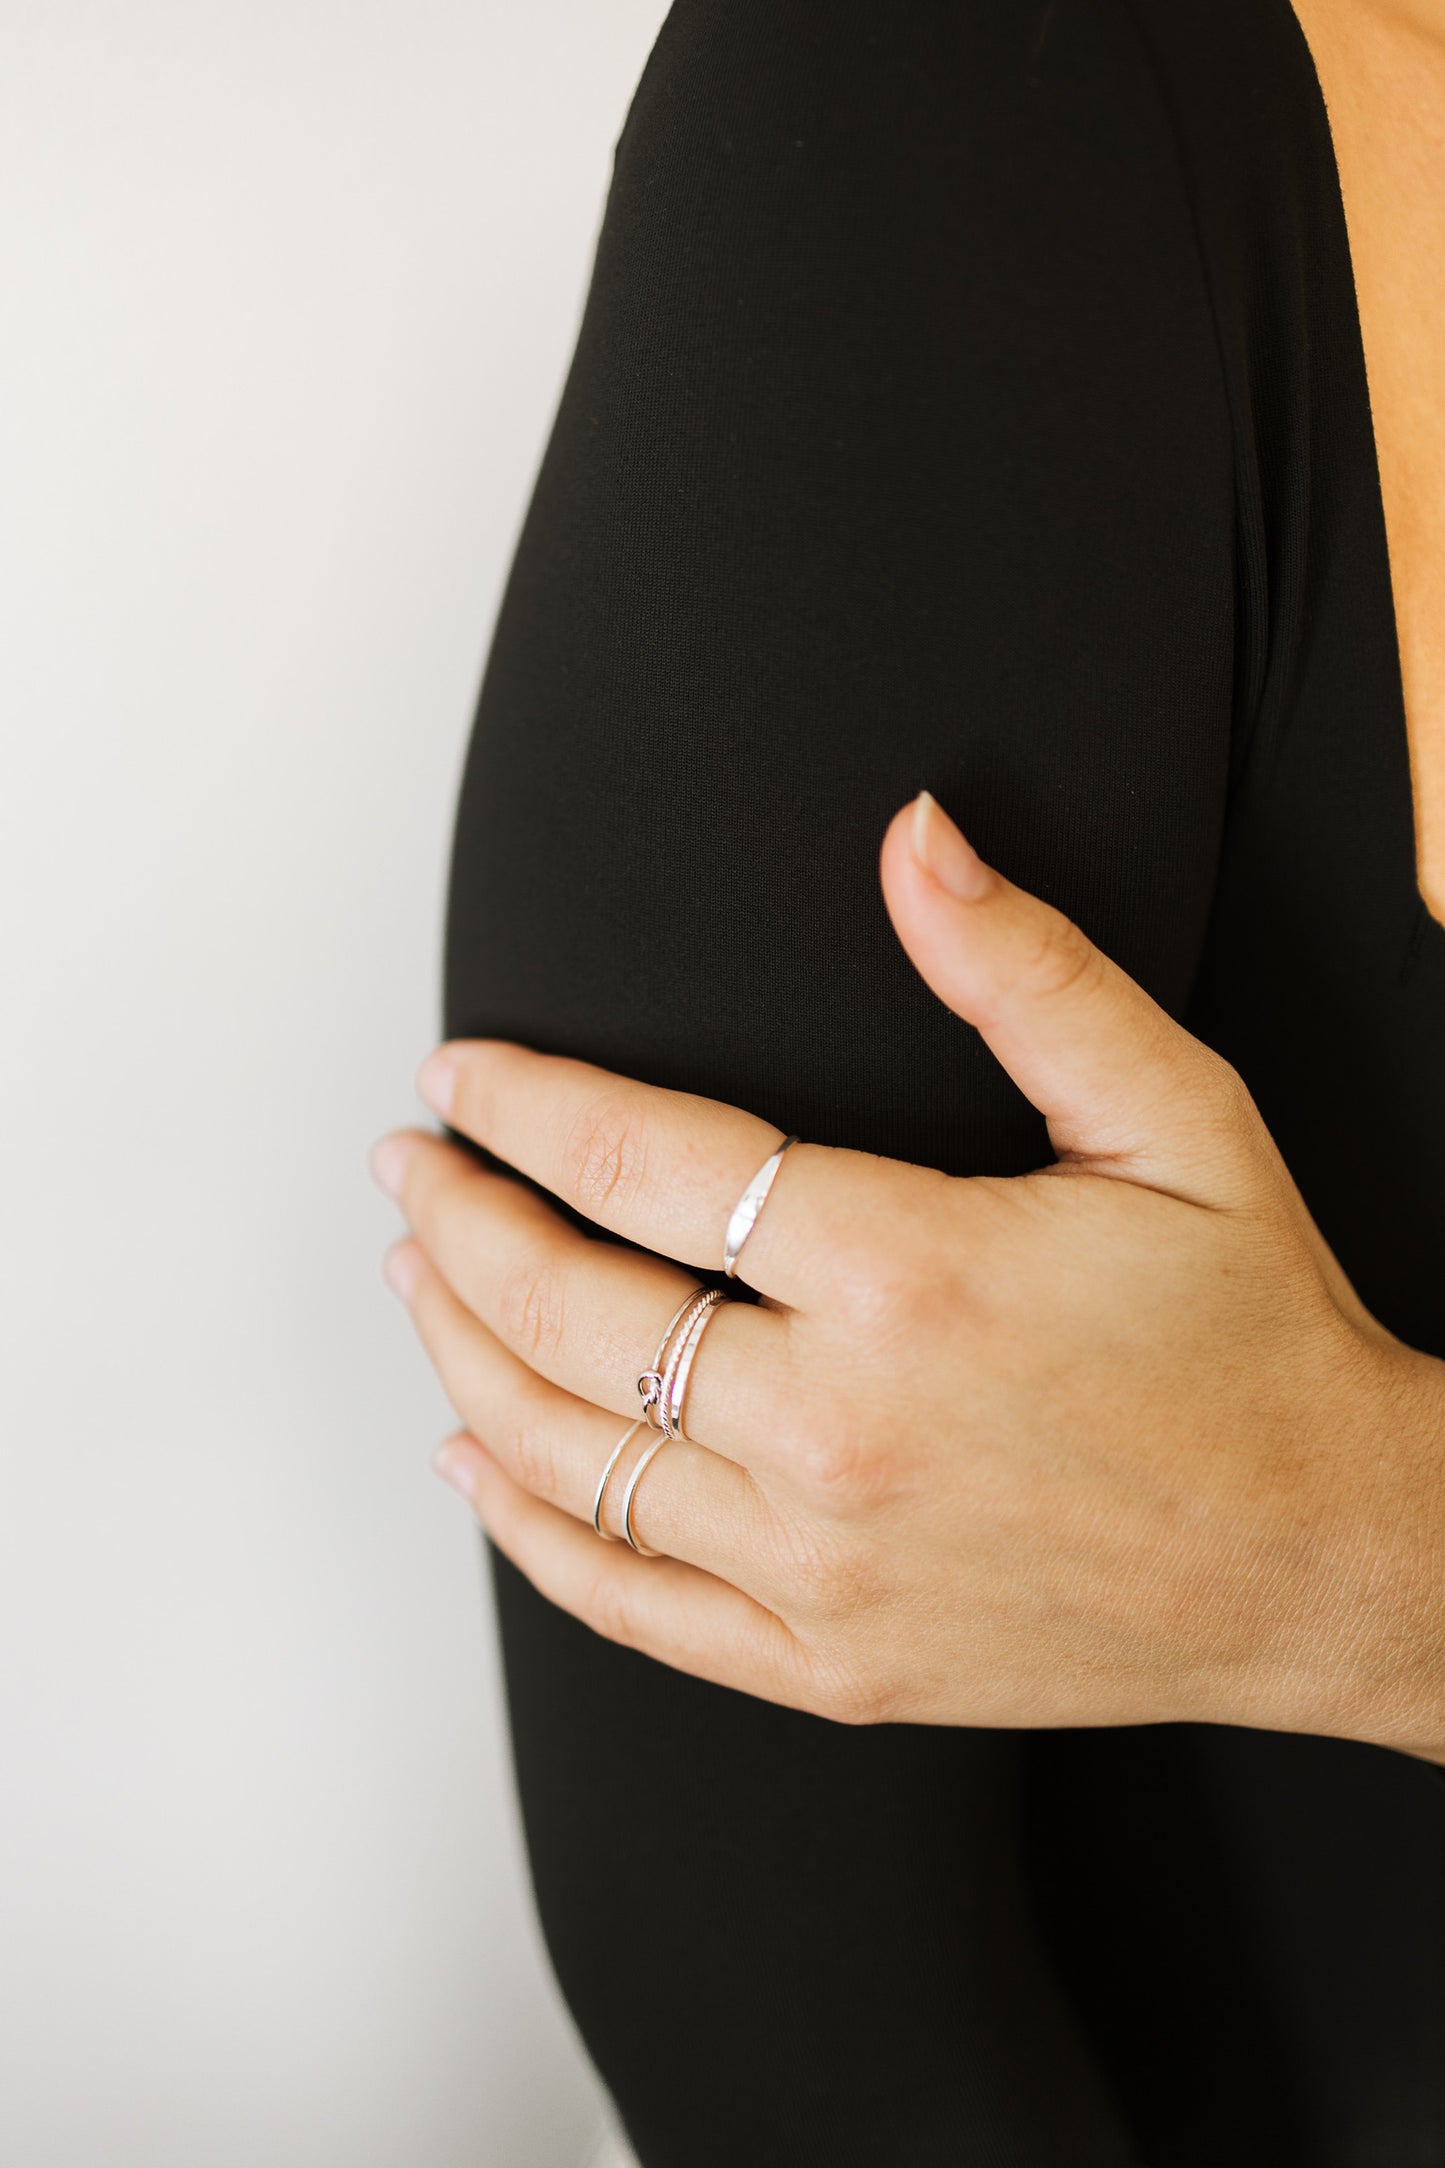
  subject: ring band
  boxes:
[723,1133,799,1278]
[637,1286,716,1429]
[622,1285,729,1555]
[621,1434,671,1556]
[659,1286,725,1440]
[592,1416,647,1540]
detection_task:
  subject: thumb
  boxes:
[878,790,1251,1190]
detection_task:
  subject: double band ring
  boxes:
[619,1431,674,1556]
[592,1417,647,1541]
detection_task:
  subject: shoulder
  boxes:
[610,0,1288,192]
[603,1,1261,417]
[611,0,1328,261]
[603,1,1241,563]
[582,0,1330,1014]
[604,0,1244,378]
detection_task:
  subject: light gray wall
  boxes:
[0,4,668,2162]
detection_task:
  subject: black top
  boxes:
[442,3,1445,2159]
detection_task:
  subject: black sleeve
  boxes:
[444,0,1235,1179]
[442,4,1235,2162]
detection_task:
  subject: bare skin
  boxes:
[1290,0,1445,921]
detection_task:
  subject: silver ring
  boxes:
[637,1286,715,1429]
[722,1133,799,1278]
[622,1286,730,1553]
[659,1286,725,1440]
[592,1416,647,1540]
[621,1433,671,1555]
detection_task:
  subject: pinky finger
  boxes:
[434,1432,814,1713]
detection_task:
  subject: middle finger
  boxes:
[391,1236,785,1592]
[393,1131,797,1472]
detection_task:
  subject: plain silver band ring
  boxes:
[592,1416,647,1540]
[723,1133,799,1278]
[622,1433,672,1555]
[661,1287,726,1441]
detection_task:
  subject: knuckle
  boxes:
[496,1244,568,1368]
[562,1094,650,1217]
[793,1416,877,1504]
[1022,909,1105,1005]
[813,1660,892,1728]
[792,1408,903,1514]
[1198,1051,1257,1130]
[832,1246,915,1337]
[505,1403,559,1500]
[826,1180,966,1352]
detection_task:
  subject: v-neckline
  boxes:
[1281,0,1445,940]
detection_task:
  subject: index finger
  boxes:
[415,1040,841,1306]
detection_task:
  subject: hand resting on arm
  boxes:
[372,789,1445,1765]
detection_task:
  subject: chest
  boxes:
[1290,0,1445,925]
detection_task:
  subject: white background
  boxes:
[0,3,668,2161]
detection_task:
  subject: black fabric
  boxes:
[440,3,1445,2159]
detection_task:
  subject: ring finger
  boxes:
[390,1131,796,1470]
[388,1236,786,1594]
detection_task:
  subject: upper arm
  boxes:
[448,0,1236,1177]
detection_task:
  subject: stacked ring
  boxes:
[591,1416,647,1541]
[592,1288,714,1544]
[592,1130,803,1557]
[592,1283,729,1554]
[622,1287,727,1554]
[635,1286,715,1432]
[657,1286,725,1442]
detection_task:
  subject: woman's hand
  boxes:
[370,791,1445,1760]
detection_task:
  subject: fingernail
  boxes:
[369,1133,413,1199]
[383,1242,419,1302]
[415,1049,457,1119]
[433,1437,479,1501]
[909,789,991,902]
